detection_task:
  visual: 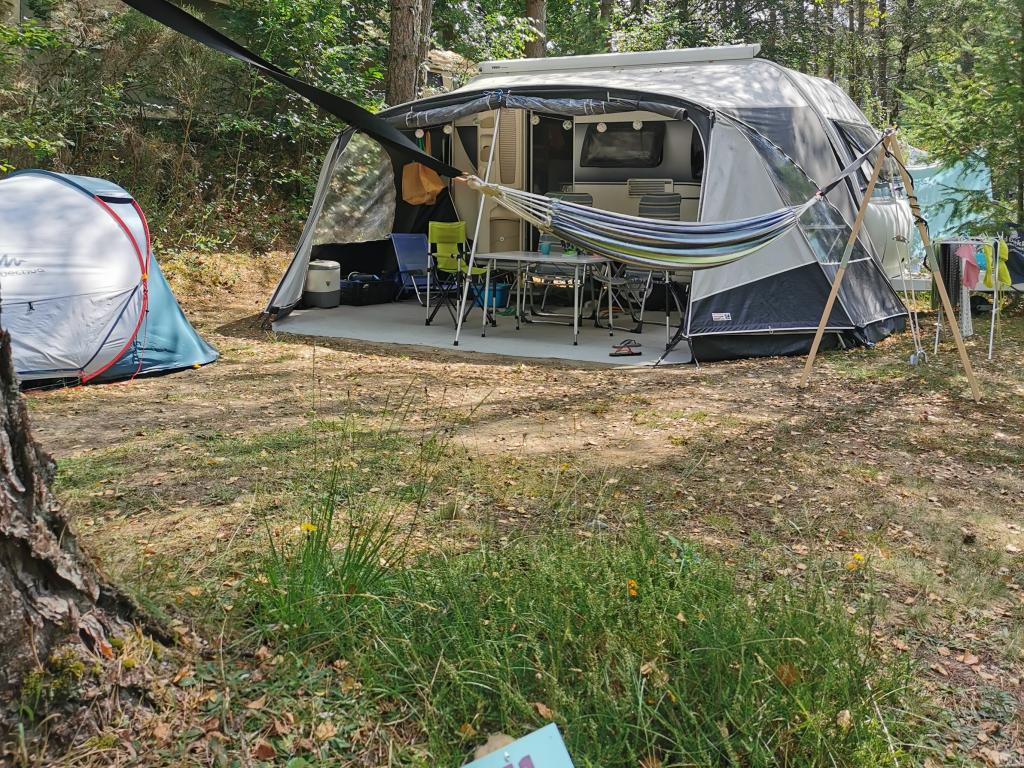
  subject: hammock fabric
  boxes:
[468,178,819,270]
[465,127,890,271]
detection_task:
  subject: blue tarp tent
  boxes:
[0,170,217,383]
[907,155,992,263]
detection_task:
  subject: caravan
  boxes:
[269,45,911,362]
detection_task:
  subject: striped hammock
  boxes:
[467,178,819,270]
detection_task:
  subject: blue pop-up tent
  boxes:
[0,170,218,384]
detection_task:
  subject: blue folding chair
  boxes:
[390,233,432,305]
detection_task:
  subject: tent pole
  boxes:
[798,134,889,388]
[454,109,502,347]
[886,134,982,402]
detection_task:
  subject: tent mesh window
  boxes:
[314,132,397,247]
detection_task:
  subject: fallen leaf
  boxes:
[458,722,477,738]
[474,733,515,760]
[314,721,337,741]
[152,722,172,742]
[253,740,276,760]
[532,701,554,719]
[172,666,193,685]
[272,719,292,737]
[245,694,267,710]
[961,652,980,666]
[978,747,1008,766]
[775,663,799,686]
[836,709,852,731]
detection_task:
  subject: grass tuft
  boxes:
[244,516,922,766]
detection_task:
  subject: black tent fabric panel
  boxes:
[687,261,853,336]
[690,331,844,362]
[829,257,908,328]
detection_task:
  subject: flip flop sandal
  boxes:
[617,338,642,348]
[610,344,642,357]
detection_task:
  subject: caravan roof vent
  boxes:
[627,179,673,197]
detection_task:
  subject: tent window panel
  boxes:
[580,121,666,168]
[738,124,872,266]
[832,121,904,198]
[314,132,397,247]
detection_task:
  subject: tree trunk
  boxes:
[877,0,889,120]
[890,0,915,121]
[599,0,614,50]
[386,0,423,105]
[0,330,112,701]
[416,0,433,81]
[525,0,547,58]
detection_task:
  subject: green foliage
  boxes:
[903,0,1024,226]
[1,0,1019,247]
[18,648,87,721]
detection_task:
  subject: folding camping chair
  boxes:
[425,221,486,326]
[390,233,431,304]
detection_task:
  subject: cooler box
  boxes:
[303,260,341,308]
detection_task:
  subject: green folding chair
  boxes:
[426,221,486,326]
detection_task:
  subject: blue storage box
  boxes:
[474,282,511,309]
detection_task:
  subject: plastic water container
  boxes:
[474,282,510,309]
[303,260,341,308]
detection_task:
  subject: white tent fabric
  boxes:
[0,172,147,380]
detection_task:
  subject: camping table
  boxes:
[461,251,609,346]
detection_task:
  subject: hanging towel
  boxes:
[974,244,987,270]
[956,242,980,287]
[983,240,1012,288]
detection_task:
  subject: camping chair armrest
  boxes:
[399,267,427,276]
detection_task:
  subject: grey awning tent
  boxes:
[267,45,909,361]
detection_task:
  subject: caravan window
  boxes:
[580,121,666,168]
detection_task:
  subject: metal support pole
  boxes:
[454,108,501,347]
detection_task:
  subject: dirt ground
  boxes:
[25,251,1024,765]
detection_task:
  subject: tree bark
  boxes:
[416,0,433,82]
[877,0,889,119]
[599,0,614,50]
[890,0,915,122]
[0,331,112,701]
[386,0,424,105]
[525,0,547,58]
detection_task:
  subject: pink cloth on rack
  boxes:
[956,243,981,287]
